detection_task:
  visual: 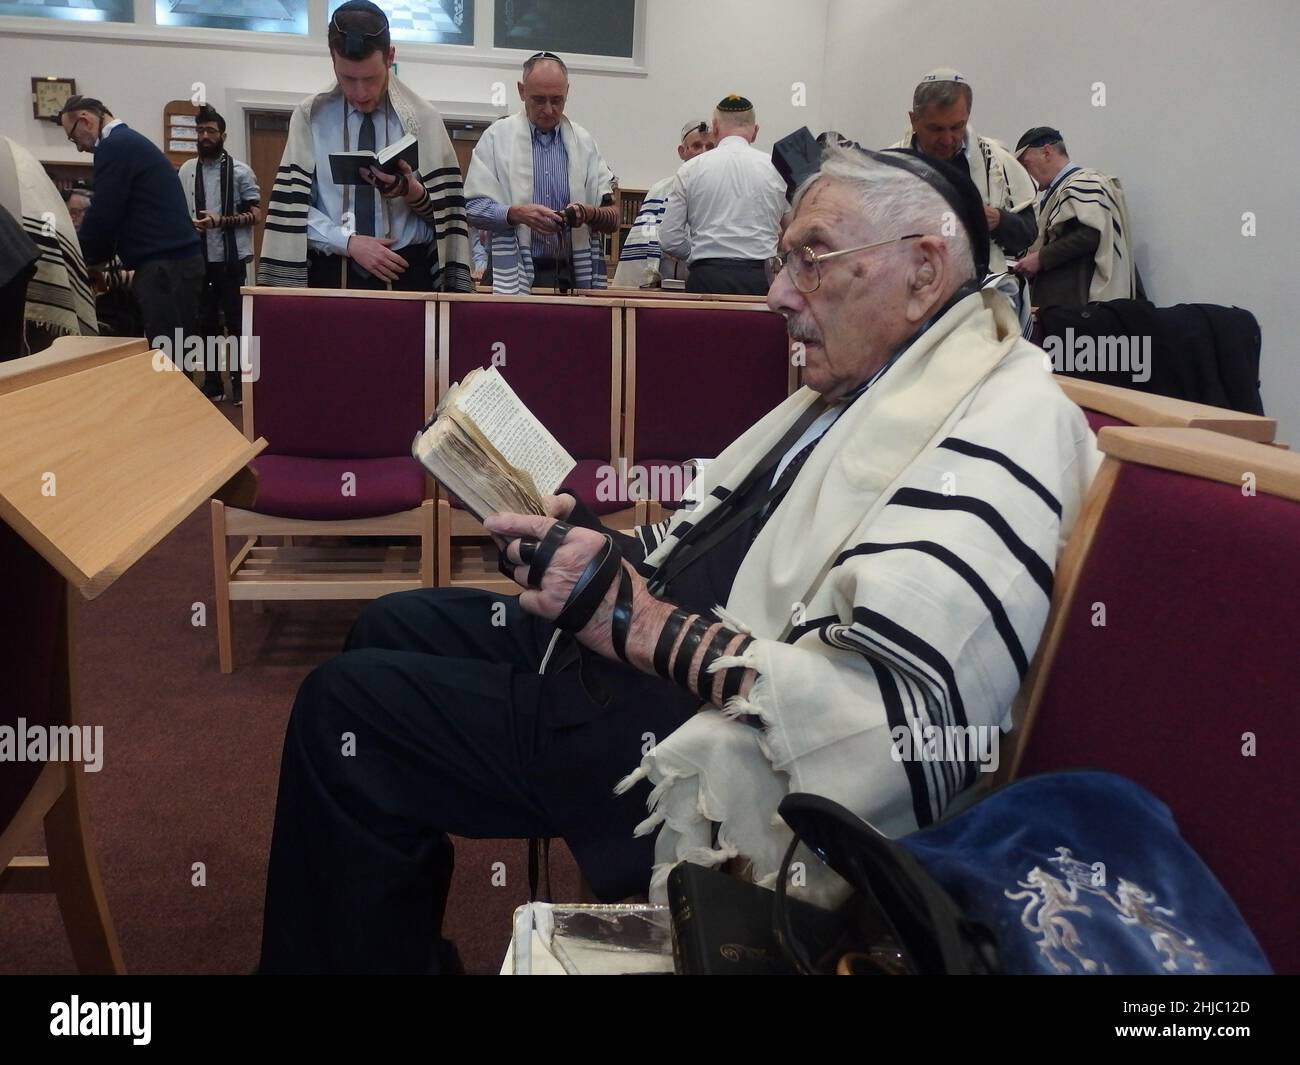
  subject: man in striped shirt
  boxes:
[465,52,620,292]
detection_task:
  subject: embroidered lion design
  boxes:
[1004,847,1211,974]
[1005,867,1099,973]
[1110,879,1209,973]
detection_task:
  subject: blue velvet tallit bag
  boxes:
[777,771,1271,975]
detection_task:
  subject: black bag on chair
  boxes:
[775,772,1272,975]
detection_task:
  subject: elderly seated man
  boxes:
[260,144,1100,974]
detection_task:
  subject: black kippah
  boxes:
[717,94,753,112]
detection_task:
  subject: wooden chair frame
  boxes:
[1056,376,1277,443]
[211,294,438,672]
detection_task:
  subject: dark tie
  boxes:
[356,112,376,238]
[751,434,822,540]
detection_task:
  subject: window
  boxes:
[494,0,634,59]
[327,0,474,46]
[156,1,308,35]
[0,0,132,23]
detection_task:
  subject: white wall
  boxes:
[822,0,1300,441]
[0,0,828,190]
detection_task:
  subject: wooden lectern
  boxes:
[0,337,265,973]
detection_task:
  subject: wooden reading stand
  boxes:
[0,336,265,972]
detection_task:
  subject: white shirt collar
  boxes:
[717,134,750,150]
[95,118,124,147]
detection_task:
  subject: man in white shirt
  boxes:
[660,95,787,295]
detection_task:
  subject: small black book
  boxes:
[667,862,846,975]
[328,133,418,186]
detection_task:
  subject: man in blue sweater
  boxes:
[59,96,205,365]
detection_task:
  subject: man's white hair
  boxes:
[791,144,976,283]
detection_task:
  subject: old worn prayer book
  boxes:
[412,366,575,521]
[328,132,418,186]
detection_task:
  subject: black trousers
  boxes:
[685,257,770,296]
[200,259,247,399]
[259,587,685,974]
[133,253,205,353]
[307,242,436,292]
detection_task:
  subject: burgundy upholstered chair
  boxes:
[435,295,624,592]
[0,521,122,972]
[211,291,436,672]
[624,302,796,521]
[1002,426,1300,973]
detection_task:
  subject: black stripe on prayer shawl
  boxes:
[852,606,970,731]
[937,438,1062,517]
[1047,193,1123,235]
[265,207,308,220]
[833,540,1030,679]
[421,165,464,180]
[263,222,308,235]
[886,488,1054,601]
[269,191,312,206]
[790,614,957,801]
[277,162,313,177]
[872,659,935,828]
[820,620,959,733]
[257,255,308,269]
[896,668,955,814]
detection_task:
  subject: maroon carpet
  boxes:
[0,407,581,975]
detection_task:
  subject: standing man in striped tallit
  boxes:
[464,52,620,293]
[1012,127,1137,308]
[257,0,471,292]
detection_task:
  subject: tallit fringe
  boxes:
[612,766,648,796]
[633,810,667,837]
[707,652,758,675]
[711,605,754,635]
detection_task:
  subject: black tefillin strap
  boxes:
[501,521,636,662]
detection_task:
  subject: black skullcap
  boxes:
[330,0,390,59]
[771,126,991,277]
[717,94,753,112]
[58,95,106,118]
[1015,126,1063,156]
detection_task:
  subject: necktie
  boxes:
[356,111,376,238]
[750,434,822,541]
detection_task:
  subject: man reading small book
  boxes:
[260,144,1101,974]
[256,0,472,292]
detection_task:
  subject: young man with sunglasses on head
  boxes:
[465,51,620,293]
[257,0,472,292]
[612,119,715,289]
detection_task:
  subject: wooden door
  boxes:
[246,110,291,261]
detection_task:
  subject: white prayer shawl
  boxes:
[889,128,1037,274]
[257,76,472,291]
[618,290,1101,907]
[465,111,615,294]
[611,174,674,289]
[0,136,96,338]
[1037,166,1136,302]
